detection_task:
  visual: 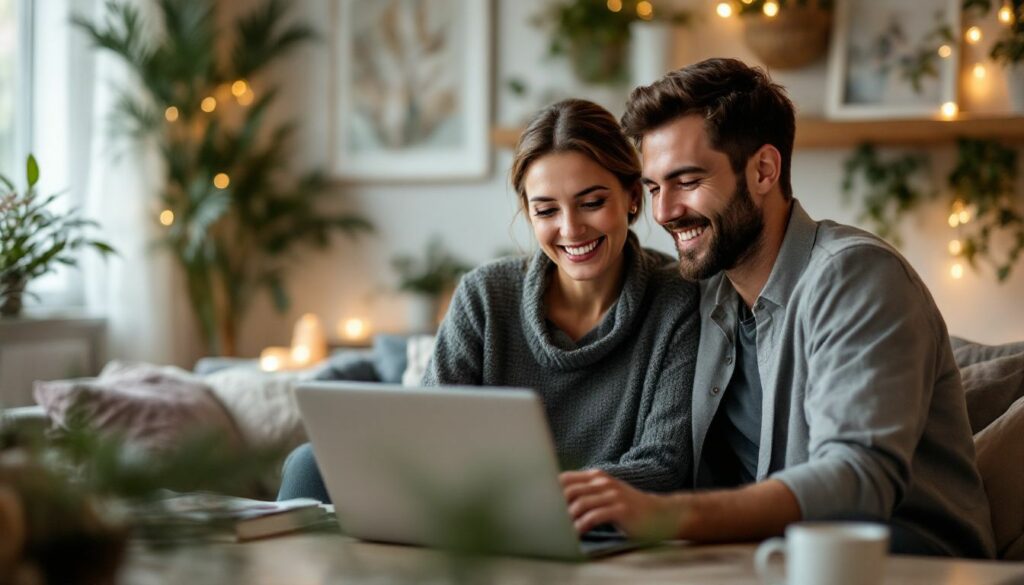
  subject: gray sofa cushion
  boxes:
[951,337,1024,433]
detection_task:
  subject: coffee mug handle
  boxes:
[754,537,787,585]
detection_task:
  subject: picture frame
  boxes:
[826,0,960,119]
[332,0,491,181]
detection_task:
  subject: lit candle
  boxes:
[260,346,292,372]
[291,313,327,366]
[338,317,371,343]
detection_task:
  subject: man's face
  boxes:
[641,115,764,281]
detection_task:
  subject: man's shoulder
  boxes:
[804,219,914,281]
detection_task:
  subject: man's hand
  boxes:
[559,469,686,540]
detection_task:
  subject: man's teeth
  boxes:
[677,226,706,243]
[564,239,601,256]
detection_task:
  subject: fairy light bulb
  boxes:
[949,239,963,255]
[940,101,959,119]
[938,44,953,58]
[201,96,217,113]
[973,63,987,78]
[159,209,174,226]
[966,26,983,44]
[606,0,622,12]
[231,80,249,97]
[213,173,230,189]
[763,1,779,17]
[164,106,179,122]
[950,262,965,279]
[716,2,733,18]
[999,3,1015,24]
[636,1,653,19]
[948,213,961,228]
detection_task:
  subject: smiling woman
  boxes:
[278,99,703,505]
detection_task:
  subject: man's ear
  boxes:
[748,144,782,197]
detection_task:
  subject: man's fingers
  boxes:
[574,504,625,534]
[563,477,615,502]
[567,490,617,519]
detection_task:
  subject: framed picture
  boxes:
[332,0,491,181]
[826,0,960,119]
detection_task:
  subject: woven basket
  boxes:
[742,6,832,70]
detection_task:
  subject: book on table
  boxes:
[133,492,332,542]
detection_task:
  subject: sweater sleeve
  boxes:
[422,273,486,386]
[597,296,699,492]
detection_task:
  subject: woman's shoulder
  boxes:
[639,246,695,286]
[457,255,530,295]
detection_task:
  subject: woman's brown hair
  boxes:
[510,99,643,223]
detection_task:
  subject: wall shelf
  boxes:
[491,115,1024,150]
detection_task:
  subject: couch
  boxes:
[3,335,1022,558]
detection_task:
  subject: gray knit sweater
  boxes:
[423,233,700,492]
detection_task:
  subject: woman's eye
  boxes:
[533,208,556,217]
[581,198,606,210]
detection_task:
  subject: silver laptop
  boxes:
[294,381,642,560]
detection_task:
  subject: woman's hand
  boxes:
[559,469,685,540]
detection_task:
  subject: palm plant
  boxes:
[75,0,372,356]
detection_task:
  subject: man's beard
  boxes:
[665,176,765,282]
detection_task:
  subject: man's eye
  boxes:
[679,180,700,189]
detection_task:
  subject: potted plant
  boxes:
[737,0,833,70]
[74,0,373,356]
[392,237,472,333]
[0,155,115,317]
[533,0,690,86]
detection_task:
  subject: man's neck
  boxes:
[725,198,793,309]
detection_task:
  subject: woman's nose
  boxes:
[560,211,586,240]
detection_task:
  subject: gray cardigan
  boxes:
[423,233,699,492]
[693,200,995,558]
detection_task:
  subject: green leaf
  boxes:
[26,155,40,187]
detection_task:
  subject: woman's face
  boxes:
[523,151,637,283]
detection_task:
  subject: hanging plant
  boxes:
[533,0,690,86]
[841,143,934,246]
[947,138,1024,281]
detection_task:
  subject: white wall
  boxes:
[235,0,1024,356]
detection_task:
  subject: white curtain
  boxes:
[71,0,190,367]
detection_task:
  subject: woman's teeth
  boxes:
[564,238,601,256]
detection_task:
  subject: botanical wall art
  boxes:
[333,0,490,180]
[826,0,959,118]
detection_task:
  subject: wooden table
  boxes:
[119,533,1024,584]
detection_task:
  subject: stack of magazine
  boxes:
[132,491,336,542]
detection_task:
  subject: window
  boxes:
[2,0,87,309]
[0,0,27,178]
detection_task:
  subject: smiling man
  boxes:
[560,58,996,558]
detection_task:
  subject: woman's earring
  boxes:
[629,205,638,214]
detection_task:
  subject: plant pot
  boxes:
[0,277,27,318]
[742,5,831,70]
[1005,63,1024,113]
[406,293,440,334]
[568,36,628,85]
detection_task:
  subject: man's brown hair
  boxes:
[511,99,643,223]
[621,58,795,199]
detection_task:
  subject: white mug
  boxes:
[754,522,890,585]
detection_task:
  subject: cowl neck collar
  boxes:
[520,232,653,371]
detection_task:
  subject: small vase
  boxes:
[0,277,26,317]
[1005,63,1024,113]
[742,5,831,70]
